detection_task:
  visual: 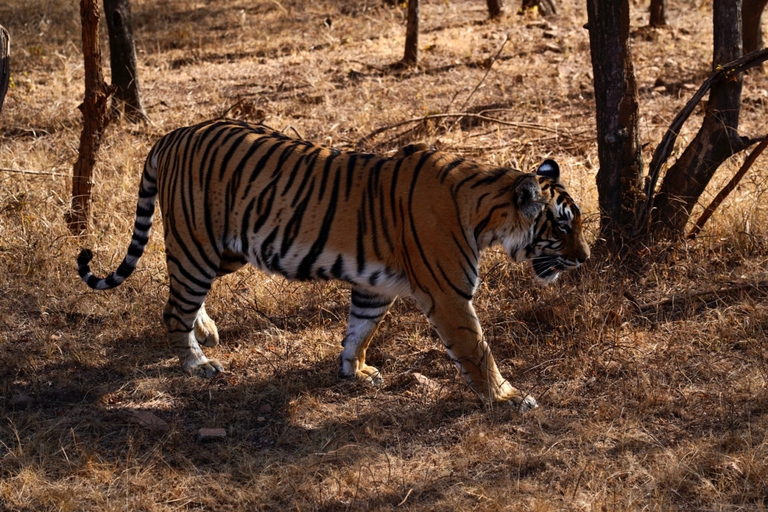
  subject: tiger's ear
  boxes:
[536,159,560,182]
[514,175,545,220]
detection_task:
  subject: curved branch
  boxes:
[635,47,768,234]
[688,134,768,239]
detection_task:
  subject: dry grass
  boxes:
[2,0,768,510]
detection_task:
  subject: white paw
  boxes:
[517,394,539,414]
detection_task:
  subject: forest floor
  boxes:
[2,0,768,510]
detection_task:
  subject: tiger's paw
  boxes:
[339,363,383,387]
[183,356,224,378]
[356,365,383,387]
[515,394,539,414]
[194,308,219,347]
[493,382,538,414]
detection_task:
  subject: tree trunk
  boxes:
[649,0,668,27]
[651,0,747,237]
[487,0,503,19]
[0,25,9,114]
[103,0,147,122]
[743,0,767,72]
[66,0,113,234]
[521,0,557,17]
[402,0,419,67]
[586,0,643,247]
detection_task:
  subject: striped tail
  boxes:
[77,150,160,290]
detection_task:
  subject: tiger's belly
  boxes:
[235,235,411,298]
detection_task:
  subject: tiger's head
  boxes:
[507,160,590,284]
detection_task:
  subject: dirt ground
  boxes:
[1,0,768,510]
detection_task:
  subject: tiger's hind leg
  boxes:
[338,288,395,386]
[163,251,224,378]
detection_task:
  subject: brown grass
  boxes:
[2,0,768,510]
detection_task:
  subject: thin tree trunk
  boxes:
[104,0,147,122]
[743,0,767,72]
[586,0,643,247]
[66,0,113,234]
[0,26,9,114]
[486,0,503,19]
[649,0,668,27]
[651,0,747,237]
[521,0,557,17]
[402,0,419,67]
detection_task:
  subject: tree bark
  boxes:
[521,0,557,17]
[486,0,503,19]
[402,0,419,67]
[649,0,668,27]
[586,0,643,247]
[743,0,767,73]
[66,0,113,234]
[0,26,9,115]
[651,0,747,237]
[103,0,147,122]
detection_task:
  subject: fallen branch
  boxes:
[688,134,768,239]
[0,167,70,177]
[357,113,570,149]
[631,279,768,314]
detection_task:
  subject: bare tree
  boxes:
[0,26,8,115]
[487,0,503,18]
[104,0,147,122]
[586,0,643,246]
[647,0,747,237]
[649,0,668,27]
[402,0,419,67]
[521,0,557,17]
[66,0,114,234]
[743,0,767,72]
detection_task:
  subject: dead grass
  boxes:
[1,0,768,510]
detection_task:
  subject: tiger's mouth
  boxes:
[531,256,579,284]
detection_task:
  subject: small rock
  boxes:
[258,403,272,414]
[123,410,169,433]
[411,372,441,394]
[197,428,227,442]
[9,393,32,410]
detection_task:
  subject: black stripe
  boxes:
[280,178,315,257]
[438,157,465,183]
[297,166,341,279]
[331,254,344,279]
[407,152,443,291]
[436,262,473,301]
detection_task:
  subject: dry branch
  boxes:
[0,167,69,177]
[688,134,768,239]
[357,113,570,149]
[635,47,768,234]
[631,280,768,314]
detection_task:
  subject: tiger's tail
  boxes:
[77,147,160,290]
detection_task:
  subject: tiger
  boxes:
[77,118,589,412]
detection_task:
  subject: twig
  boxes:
[633,280,768,314]
[0,167,69,177]
[689,134,768,239]
[282,124,304,140]
[635,47,768,234]
[446,32,510,132]
[358,113,569,149]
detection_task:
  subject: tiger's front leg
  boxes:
[416,293,538,413]
[338,288,395,386]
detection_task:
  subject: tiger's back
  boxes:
[78,119,589,412]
